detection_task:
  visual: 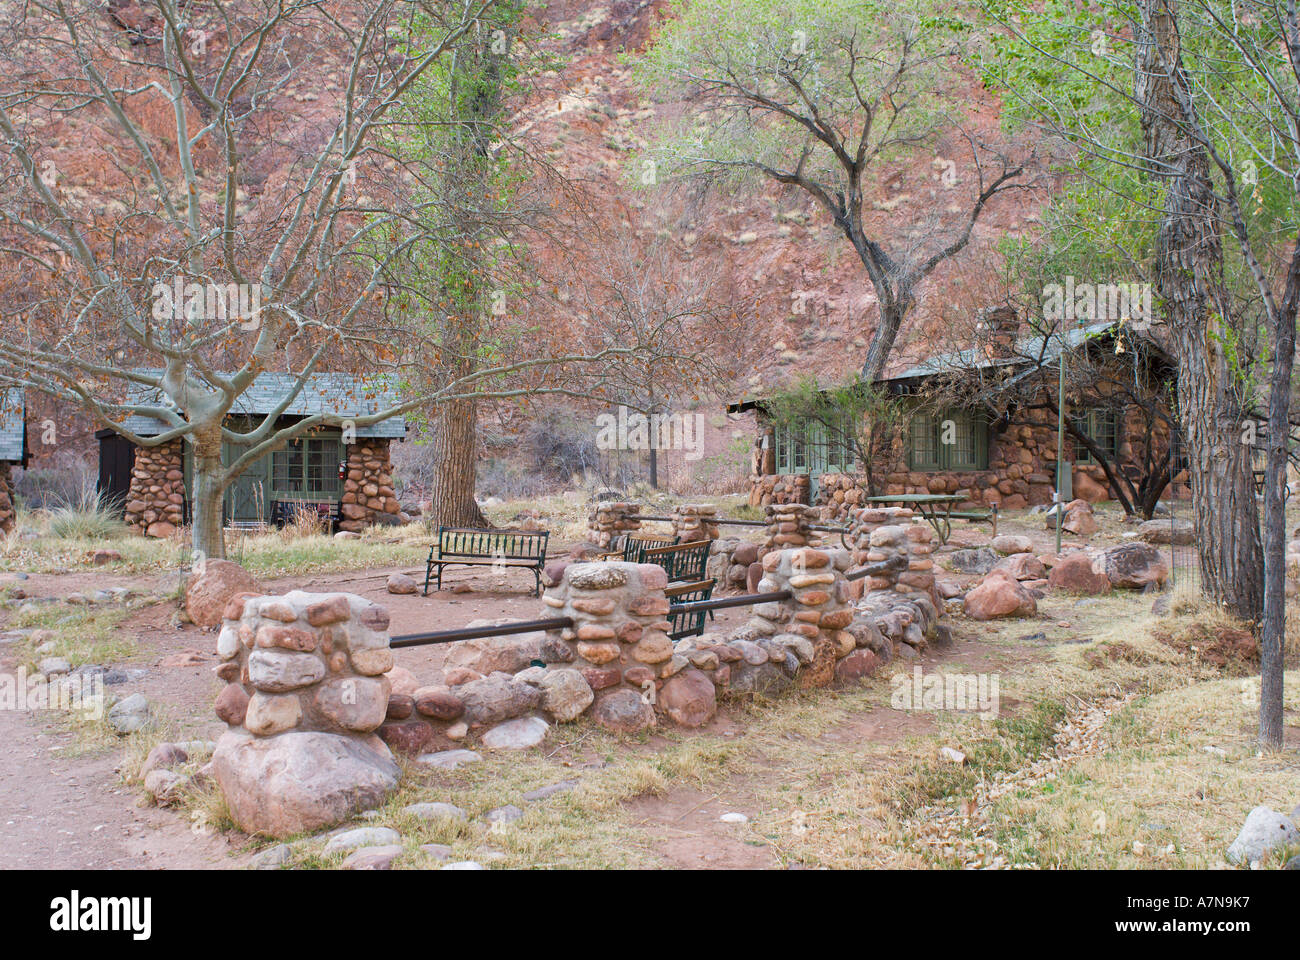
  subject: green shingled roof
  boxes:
[121,372,408,439]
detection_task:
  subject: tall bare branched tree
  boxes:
[0,0,692,558]
[638,0,1037,380]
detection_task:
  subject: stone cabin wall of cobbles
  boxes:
[124,440,185,537]
[0,462,15,535]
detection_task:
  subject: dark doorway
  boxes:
[96,431,135,517]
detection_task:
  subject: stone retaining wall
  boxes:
[762,502,821,557]
[124,440,185,537]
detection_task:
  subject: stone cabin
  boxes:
[97,373,407,536]
[732,317,1188,518]
[0,388,29,535]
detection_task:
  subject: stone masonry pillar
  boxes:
[210,590,400,837]
[587,501,642,550]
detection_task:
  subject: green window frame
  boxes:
[772,414,857,475]
[1073,408,1118,465]
[908,408,989,471]
[272,435,342,499]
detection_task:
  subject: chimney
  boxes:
[978,305,1020,360]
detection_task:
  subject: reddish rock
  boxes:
[386,573,418,595]
[1047,552,1111,594]
[994,553,1048,581]
[413,686,464,721]
[796,638,837,688]
[215,661,241,683]
[222,592,260,621]
[657,668,717,728]
[186,560,259,629]
[215,684,250,726]
[591,688,655,734]
[1102,542,1169,590]
[305,595,352,627]
[377,721,434,755]
[963,571,1038,620]
[385,694,414,721]
[443,667,482,686]
[580,666,622,690]
[359,605,391,631]
[746,561,764,593]
[834,649,879,682]
[623,665,655,687]
[256,624,318,652]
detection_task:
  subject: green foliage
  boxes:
[980,0,1300,339]
[634,0,975,190]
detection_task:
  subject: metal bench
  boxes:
[598,532,679,563]
[424,526,550,597]
[641,538,712,584]
[665,578,716,641]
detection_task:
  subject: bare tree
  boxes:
[638,0,1037,380]
[0,0,689,557]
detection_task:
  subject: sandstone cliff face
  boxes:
[11,0,1043,474]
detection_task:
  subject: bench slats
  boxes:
[425,525,550,597]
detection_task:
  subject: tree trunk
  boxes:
[429,379,487,529]
[1136,0,1263,620]
[1259,316,1295,750]
[190,429,226,561]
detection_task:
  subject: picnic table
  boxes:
[864,494,968,545]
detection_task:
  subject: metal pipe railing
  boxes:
[666,588,792,615]
[635,513,847,534]
[390,615,574,649]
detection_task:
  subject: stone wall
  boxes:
[0,462,14,535]
[756,384,1191,510]
[587,500,642,549]
[210,590,400,837]
[842,505,943,659]
[339,438,399,532]
[749,473,810,507]
[124,440,185,538]
[671,503,720,543]
[762,502,822,557]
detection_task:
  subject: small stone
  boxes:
[486,804,524,824]
[107,693,151,735]
[342,844,404,870]
[415,749,482,770]
[387,573,419,594]
[249,844,292,869]
[323,826,401,855]
[39,657,72,677]
[522,780,579,802]
[441,860,484,870]
[940,746,966,764]
[482,715,549,750]
[420,843,453,860]
[719,812,749,824]
[403,802,467,821]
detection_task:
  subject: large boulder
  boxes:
[444,624,545,676]
[211,729,400,838]
[990,535,1033,556]
[948,547,999,575]
[963,570,1037,620]
[1046,499,1098,536]
[1138,518,1194,546]
[656,668,717,728]
[993,553,1048,581]
[590,688,655,733]
[536,668,594,722]
[1047,552,1111,594]
[1102,542,1169,590]
[455,675,542,727]
[185,560,259,629]
[1226,806,1300,866]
